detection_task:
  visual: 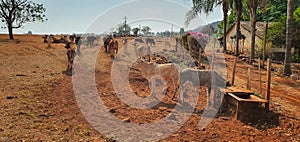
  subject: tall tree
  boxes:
[234,0,242,56]
[222,0,233,52]
[248,0,268,63]
[248,0,258,63]
[284,0,294,75]
[117,22,131,36]
[0,0,47,39]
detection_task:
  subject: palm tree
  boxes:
[248,0,258,63]
[284,0,294,75]
[221,0,233,52]
[234,0,242,56]
[185,0,233,53]
[248,0,268,64]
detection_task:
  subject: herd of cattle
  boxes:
[42,35,227,105]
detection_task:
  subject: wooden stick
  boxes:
[259,58,262,94]
[199,48,202,67]
[266,58,271,110]
[247,68,251,90]
[211,52,215,70]
[231,56,237,86]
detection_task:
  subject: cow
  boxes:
[42,34,48,43]
[179,68,226,106]
[52,35,67,44]
[108,39,118,59]
[69,34,76,43]
[64,43,76,71]
[134,38,144,43]
[103,35,112,52]
[133,43,151,62]
[75,36,82,55]
[87,35,97,47]
[165,40,171,48]
[137,61,180,100]
[42,34,54,48]
[122,38,128,52]
[145,38,155,46]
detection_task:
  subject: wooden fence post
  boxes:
[199,48,202,67]
[247,68,251,90]
[266,58,271,110]
[231,56,237,86]
[259,58,262,94]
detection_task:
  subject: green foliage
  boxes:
[141,26,151,35]
[117,23,131,36]
[217,0,300,34]
[267,7,300,49]
[291,54,300,63]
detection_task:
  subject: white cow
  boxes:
[133,43,151,62]
[137,61,180,101]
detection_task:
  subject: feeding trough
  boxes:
[222,87,268,121]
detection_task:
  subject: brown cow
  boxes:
[179,68,226,106]
[108,39,118,59]
[65,43,76,70]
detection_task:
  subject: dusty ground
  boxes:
[0,34,300,141]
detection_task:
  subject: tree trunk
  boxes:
[250,0,258,64]
[8,23,14,40]
[235,0,242,56]
[284,0,294,75]
[222,3,228,52]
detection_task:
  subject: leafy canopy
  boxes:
[0,0,47,29]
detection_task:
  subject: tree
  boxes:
[132,27,139,37]
[179,28,185,35]
[141,26,151,35]
[117,22,131,36]
[284,0,294,75]
[221,0,233,52]
[0,0,47,39]
[164,30,171,37]
[234,0,242,56]
[248,0,268,63]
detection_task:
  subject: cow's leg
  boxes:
[207,86,212,107]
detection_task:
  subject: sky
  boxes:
[0,0,223,35]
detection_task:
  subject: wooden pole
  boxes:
[231,56,237,86]
[266,58,271,110]
[262,21,269,69]
[259,58,262,94]
[211,52,215,70]
[247,68,251,90]
[199,48,202,68]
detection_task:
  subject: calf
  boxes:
[179,68,226,106]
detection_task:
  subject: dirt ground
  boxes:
[0,34,300,141]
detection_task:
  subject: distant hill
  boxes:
[192,21,221,35]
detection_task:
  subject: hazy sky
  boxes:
[0,0,223,34]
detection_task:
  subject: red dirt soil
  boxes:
[0,34,300,141]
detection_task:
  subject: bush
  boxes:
[292,54,300,63]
